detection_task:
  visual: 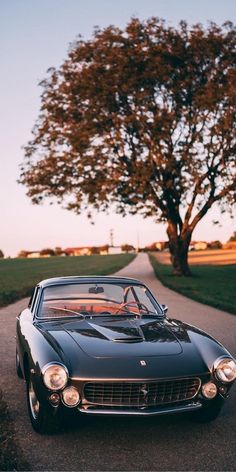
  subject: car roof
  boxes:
[38,275,143,289]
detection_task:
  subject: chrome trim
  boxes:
[41,362,69,390]
[213,356,236,383]
[34,278,165,319]
[201,381,218,399]
[28,380,40,419]
[83,377,202,407]
[61,387,81,408]
[32,286,42,319]
[72,375,203,382]
[78,402,202,416]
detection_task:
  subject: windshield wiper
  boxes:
[141,312,163,318]
[46,306,85,319]
[82,311,141,319]
[115,309,162,318]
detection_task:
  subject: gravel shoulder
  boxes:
[0,253,235,471]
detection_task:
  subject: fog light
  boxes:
[202,382,217,399]
[49,392,60,406]
[62,387,80,407]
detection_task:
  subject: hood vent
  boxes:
[113,336,143,343]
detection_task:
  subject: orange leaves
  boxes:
[20,18,235,230]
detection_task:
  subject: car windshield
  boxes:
[38,282,162,319]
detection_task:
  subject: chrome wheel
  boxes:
[28,380,40,420]
[26,373,61,433]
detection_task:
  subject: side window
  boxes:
[28,288,36,308]
[29,287,40,313]
[133,286,159,313]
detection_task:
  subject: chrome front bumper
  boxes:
[78,401,202,416]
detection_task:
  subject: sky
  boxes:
[1,0,235,257]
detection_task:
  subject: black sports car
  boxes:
[16,276,236,433]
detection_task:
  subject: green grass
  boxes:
[0,254,135,308]
[149,253,236,315]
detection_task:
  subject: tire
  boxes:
[191,396,224,423]
[16,349,24,379]
[26,374,61,434]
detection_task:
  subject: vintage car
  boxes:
[16,276,236,433]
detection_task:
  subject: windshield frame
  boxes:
[34,281,164,321]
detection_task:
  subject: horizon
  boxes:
[4,235,235,259]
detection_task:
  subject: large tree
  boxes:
[20,18,236,275]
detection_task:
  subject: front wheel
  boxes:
[27,375,61,434]
[16,349,23,379]
[191,396,224,423]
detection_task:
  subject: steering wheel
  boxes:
[115,301,149,315]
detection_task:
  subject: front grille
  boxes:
[83,378,201,407]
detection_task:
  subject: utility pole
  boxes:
[109,229,114,247]
[137,231,140,253]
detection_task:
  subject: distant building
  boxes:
[144,241,169,251]
[108,246,123,255]
[194,241,208,250]
[64,247,92,256]
[64,245,112,256]
[18,244,130,259]
[189,241,208,251]
[155,241,169,251]
[27,252,41,258]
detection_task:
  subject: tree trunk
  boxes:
[170,243,192,276]
[167,222,192,276]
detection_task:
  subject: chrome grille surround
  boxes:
[83,378,201,408]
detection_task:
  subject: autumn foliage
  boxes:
[20,18,236,275]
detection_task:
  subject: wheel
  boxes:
[191,396,224,423]
[26,374,61,434]
[16,349,23,379]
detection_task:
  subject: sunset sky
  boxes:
[1,0,235,257]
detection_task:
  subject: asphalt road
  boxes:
[0,253,235,471]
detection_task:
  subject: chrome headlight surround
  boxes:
[42,362,69,391]
[62,386,81,408]
[213,356,236,383]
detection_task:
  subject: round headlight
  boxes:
[202,382,217,399]
[62,387,81,407]
[42,363,68,391]
[214,357,236,383]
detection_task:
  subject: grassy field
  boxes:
[154,248,236,265]
[0,253,135,308]
[149,253,236,315]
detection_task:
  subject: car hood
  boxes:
[42,316,183,358]
[38,316,226,379]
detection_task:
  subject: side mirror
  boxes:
[161,304,168,315]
